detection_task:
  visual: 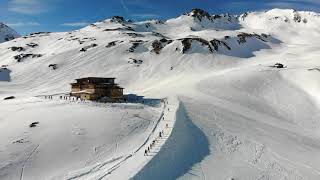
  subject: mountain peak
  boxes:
[188,8,212,21]
[0,22,20,43]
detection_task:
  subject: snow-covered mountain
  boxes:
[0,22,19,43]
[1,9,320,180]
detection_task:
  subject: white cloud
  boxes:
[132,14,159,19]
[8,0,50,14]
[121,0,130,14]
[6,22,40,27]
[61,22,89,27]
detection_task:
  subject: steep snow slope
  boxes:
[0,23,19,43]
[0,8,320,180]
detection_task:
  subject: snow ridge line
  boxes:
[20,145,39,180]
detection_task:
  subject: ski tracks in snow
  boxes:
[66,97,178,180]
[20,145,39,180]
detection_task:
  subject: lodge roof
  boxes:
[75,77,116,80]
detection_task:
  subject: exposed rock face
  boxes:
[26,43,39,48]
[128,58,143,66]
[9,46,25,52]
[181,37,213,53]
[104,26,134,32]
[106,41,116,48]
[80,44,98,52]
[210,39,231,51]
[14,53,43,62]
[111,16,125,23]
[237,33,267,44]
[48,64,57,70]
[293,11,302,23]
[151,40,163,54]
[189,8,212,22]
[241,12,248,21]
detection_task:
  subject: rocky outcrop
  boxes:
[111,16,125,23]
[80,44,98,52]
[128,58,143,66]
[188,9,212,22]
[180,37,213,53]
[237,33,267,44]
[14,53,42,62]
[151,40,163,54]
[9,46,25,52]
[104,26,134,31]
[240,12,248,21]
[106,41,123,48]
[48,64,57,70]
[293,11,302,23]
[210,39,231,51]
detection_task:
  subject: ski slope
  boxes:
[0,8,320,180]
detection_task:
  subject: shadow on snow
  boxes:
[133,103,210,180]
[0,68,11,82]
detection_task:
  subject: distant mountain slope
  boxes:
[0,22,20,43]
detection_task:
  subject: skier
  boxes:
[159,132,162,138]
[144,149,148,156]
[166,124,169,128]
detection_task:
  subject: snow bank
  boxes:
[133,102,210,180]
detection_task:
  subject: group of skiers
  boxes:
[59,96,83,101]
[44,95,53,99]
[44,95,88,102]
[144,99,170,156]
[144,130,166,156]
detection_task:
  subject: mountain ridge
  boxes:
[0,8,320,180]
[0,22,20,43]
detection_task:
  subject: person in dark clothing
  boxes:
[144,149,148,156]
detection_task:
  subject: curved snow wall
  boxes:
[132,102,210,180]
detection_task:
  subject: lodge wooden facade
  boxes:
[70,77,124,101]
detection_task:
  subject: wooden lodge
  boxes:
[70,77,124,101]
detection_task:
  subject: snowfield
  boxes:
[0,8,320,180]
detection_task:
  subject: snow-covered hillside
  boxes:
[0,23,19,43]
[0,8,320,180]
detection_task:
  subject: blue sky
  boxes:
[1,0,320,35]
